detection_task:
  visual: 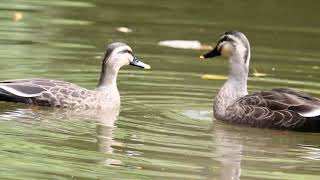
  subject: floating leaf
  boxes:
[252,68,268,77]
[201,74,227,80]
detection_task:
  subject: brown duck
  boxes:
[200,31,320,132]
[0,42,150,109]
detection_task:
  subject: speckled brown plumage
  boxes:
[0,79,117,109]
[219,88,320,132]
[201,31,320,132]
[0,42,150,109]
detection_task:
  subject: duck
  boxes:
[200,31,320,132]
[0,42,151,109]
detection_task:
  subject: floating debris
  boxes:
[182,110,211,121]
[116,27,132,33]
[201,74,227,80]
[202,69,268,80]
[51,19,92,25]
[13,12,23,22]
[94,55,102,59]
[252,68,267,77]
[158,40,212,50]
[312,66,319,70]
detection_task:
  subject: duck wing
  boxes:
[262,88,320,117]
[227,88,320,131]
[272,88,320,102]
[0,79,84,105]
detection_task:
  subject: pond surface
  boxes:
[0,0,320,179]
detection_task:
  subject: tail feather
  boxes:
[299,116,320,132]
[0,89,32,104]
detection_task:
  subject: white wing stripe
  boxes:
[298,109,320,117]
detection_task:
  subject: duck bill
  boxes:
[130,57,151,69]
[200,46,221,59]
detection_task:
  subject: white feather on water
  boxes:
[158,40,212,50]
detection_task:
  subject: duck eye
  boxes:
[120,49,133,55]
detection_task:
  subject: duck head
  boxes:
[98,42,150,88]
[200,31,251,68]
[103,42,150,70]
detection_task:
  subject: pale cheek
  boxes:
[120,58,130,66]
[221,44,234,58]
[118,54,131,67]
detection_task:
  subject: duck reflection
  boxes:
[212,122,242,180]
[94,108,122,166]
[211,120,320,180]
[0,105,122,166]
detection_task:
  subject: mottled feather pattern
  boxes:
[206,31,320,132]
[0,43,148,110]
[0,79,120,109]
[219,89,320,131]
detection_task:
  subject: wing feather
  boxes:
[0,79,80,98]
[0,84,45,97]
[225,88,319,130]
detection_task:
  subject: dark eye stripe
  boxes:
[120,49,133,55]
[219,36,234,43]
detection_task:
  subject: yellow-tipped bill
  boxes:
[144,64,151,70]
[130,57,151,70]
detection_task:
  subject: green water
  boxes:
[0,0,320,179]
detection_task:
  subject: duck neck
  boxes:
[214,57,249,118]
[226,58,249,94]
[97,61,119,91]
